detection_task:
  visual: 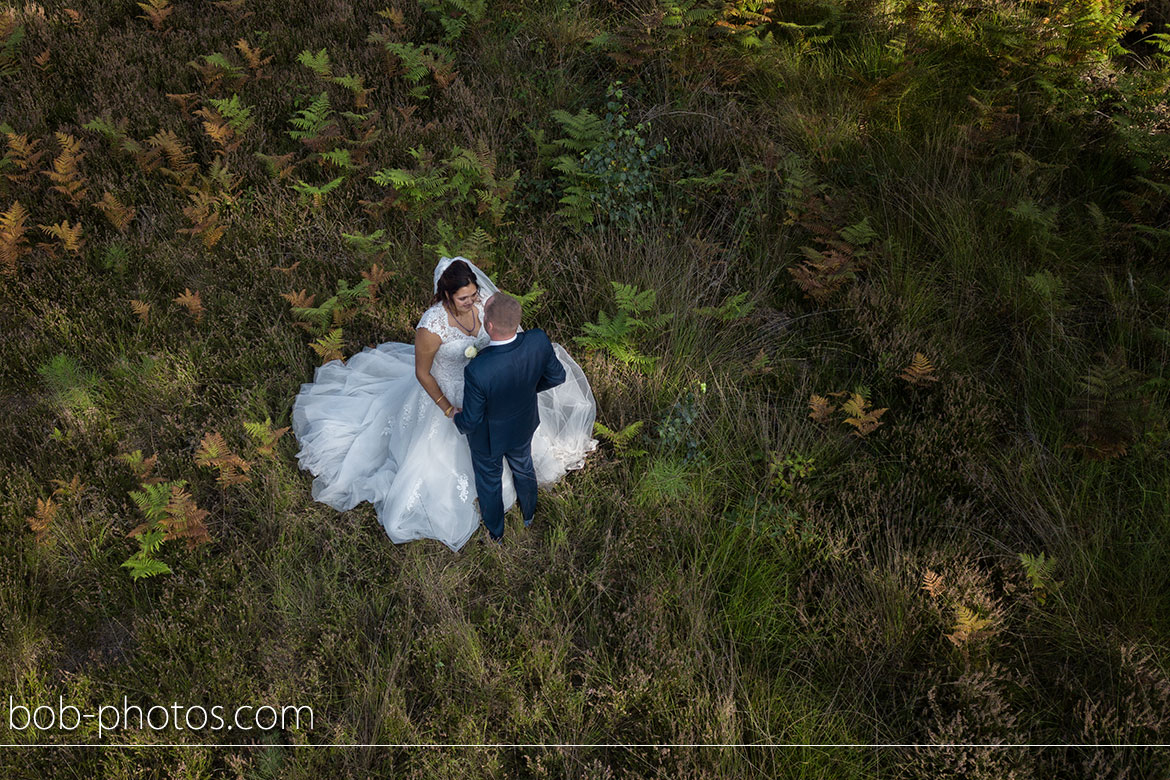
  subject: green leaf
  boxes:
[297,47,332,77]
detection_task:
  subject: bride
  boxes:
[291,256,598,551]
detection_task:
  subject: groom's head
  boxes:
[484,293,521,341]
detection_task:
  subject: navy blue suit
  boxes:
[453,329,566,540]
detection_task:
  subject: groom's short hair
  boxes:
[485,292,522,333]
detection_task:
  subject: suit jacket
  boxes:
[453,329,566,457]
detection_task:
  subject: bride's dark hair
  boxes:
[432,259,478,307]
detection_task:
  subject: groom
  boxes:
[453,293,566,542]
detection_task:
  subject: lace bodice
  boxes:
[417,299,491,406]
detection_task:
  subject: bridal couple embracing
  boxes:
[291,256,598,550]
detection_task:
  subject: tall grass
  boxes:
[1,0,1168,776]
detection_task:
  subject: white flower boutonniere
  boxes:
[464,345,478,359]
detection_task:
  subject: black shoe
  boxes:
[477,533,502,546]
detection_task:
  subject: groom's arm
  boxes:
[453,369,485,434]
[535,331,566,393]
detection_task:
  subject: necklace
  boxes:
[448,304,478,335]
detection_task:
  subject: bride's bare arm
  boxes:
[414,327,455,417]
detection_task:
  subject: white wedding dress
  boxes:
[291,257,598,551]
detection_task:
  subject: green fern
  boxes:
[370,144,516,226]
[695,291,756,321]
[512,281,546,312]
[549,109,607,155]
[191,52,245,81]
[342,228,393,255]
[296,47,331,77]
[331,73,372,108]
[207,94,254,134]
[82,115,144,155]
[1024,270,1064,302]
[287,92,335,141]
[102,244,130,274]
[366,38,452,100]
[838,216,877,246]
[129,481,176,523]
[318,148,357,171]
[1019,552,1062,605]
[292,176,345,208]
[291,278,372,334]
[576,282,671,372]
[421,0,486,43]
[0,21,23,79]
[121,528,173,580]
[594,419,647,458]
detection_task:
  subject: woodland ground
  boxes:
[2,0,1170,777]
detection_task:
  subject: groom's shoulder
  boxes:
[522,328,550,345]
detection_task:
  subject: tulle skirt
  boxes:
[291,341,598,551]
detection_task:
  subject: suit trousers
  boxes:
[470,441,537,540]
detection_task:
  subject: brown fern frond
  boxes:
[165,92,199,114]
[311,328,345,364]
[50,474,86,498]
[161,485,211,549]
[900,352,939,386]
[26,497,57,541]
[840,392,868,418]
[0,200,31,276]
[174,288,204,322]
[808,394,833,423]
[146,130,197,187]
[177,189,227,247]
[33,47,50,70]
[214,453,252,485]
[194,431,228,467]
[62,8,84,27]
[194,431,253,485]
[130,299,150,323]
[841,392,887,436]
[137,0,172,30]
[948,604,993,645]
[234,38,272,74]
[281,289,315,308]
[921,569,944,598]
[748,348,774,375]
[94,191,136,232]
[0,8,17,34]
[377,6,406,30]
[272,260,301,274]
[844,407,887,437]
[788,246,856,303]
[361,263,393,296]
[38,220,84,253]
[5,133,46,183]
[195,107,238,151]
[432,62,457,90]
[42,133,88,206]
